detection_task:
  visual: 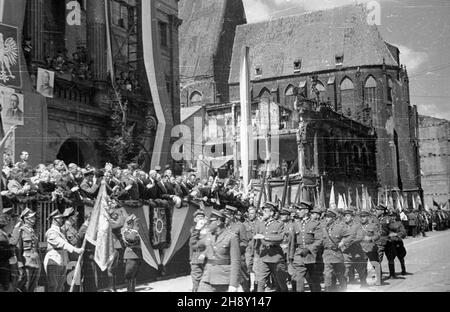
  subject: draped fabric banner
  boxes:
[162,204,197,266]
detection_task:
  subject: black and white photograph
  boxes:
[0,0,449,300]
[36,67,54,98]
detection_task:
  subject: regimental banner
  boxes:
[0,23,21,89]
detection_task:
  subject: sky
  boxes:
[242,0,450,121]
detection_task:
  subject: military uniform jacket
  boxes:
[11,224,41,269]
[359,222,380,253]
[44,224,77,270]
[255,218,286,263]
[372,215,390,246]
[189,227,207,264]
[228,221,248,255]
[0,229,13,262]
[197,229,240,288]
[386,220,407,243]
[321,221,351,263]
[122,227,142,260]
[340,221,363,255]
[288,218,322,264]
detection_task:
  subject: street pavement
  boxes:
[115,230,450,292]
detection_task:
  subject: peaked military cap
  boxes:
[280,207,291,215]
[359,211,371,217]
[343,209,355,216]
[299,201,313,210]
[20,208,36,220]
[224,205,238,214]
[264,201,278,211]
[210,209,225,220]
[193,210,205,218]
[324,210,337,218]
[376,204,387,211]
[310,207,323,215]
[62,207,75,218]
[48,209,64,220]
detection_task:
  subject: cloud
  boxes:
[396,45,428,72]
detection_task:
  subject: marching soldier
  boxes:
[121,214,142,292]
[197,210,240,292]
[373,204,390,276]
[10,208,42,292]
[321,210,352,292]
[243,206,259,291]
[224,205,250,292]
[288,201,322,292]
[279,207,294,291]
[385,211,407,279]
[44,210,83,292]
[341,209,367,287]
[310,206,324,286]
[0,211,13,292]
[189,210,207,292]
[359,211,382,286]
[254,202,288,292]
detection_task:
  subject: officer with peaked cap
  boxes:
[373,204,390,269]
[385,210,407,279]
[197,210,241,292]
[289,201,322,292]
[122,214,142,292]
[223,205,250,292]
[0,210,14,291]
[359,211,382,286]
[279,207,294,291]
[190,209,207,292]
[8,208,41,292]
[342,209,367,287]
[44,209,83,292]
[321,209,352,292]
[2,208,20,292]
[254,201,289,292]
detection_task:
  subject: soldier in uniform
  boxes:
[254,202,288,292]
[373,204,390,277]
[341,209,368,287]
[279,207,295,291]
[189,210,207,292]
[44,210,83,292]
[121,214,142,292]
[196,210,240,292]
[1,208,19,292]
[10,208,41,292]
[288,201,322,292]
[310,206,324,286]
[243,206,258,291]
[223,205,250,292]
[0,212,13,292]
[385,211,407,279]
[359,211,382,286]
[321,210,352,292]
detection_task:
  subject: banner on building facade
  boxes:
[0,23,21,89]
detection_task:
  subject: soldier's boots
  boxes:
[388,263,397,279]
[400,258,407,275]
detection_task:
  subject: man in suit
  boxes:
[5,94,23,124]
[38,70,54,98]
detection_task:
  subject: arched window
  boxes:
[387,77,394,102]
[190,91,203,106]
[285,84,296,107]
[364,76,377,107]
[340,77,354,117]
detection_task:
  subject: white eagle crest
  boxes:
[0,33,18,83]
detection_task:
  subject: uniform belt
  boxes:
[207,259,231,265]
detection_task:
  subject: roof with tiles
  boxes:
[179,0,229,81]
[229,4,399,84]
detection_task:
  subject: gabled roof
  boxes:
[229,5,399,84]
[179,0,229,80]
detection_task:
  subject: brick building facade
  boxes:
[2,0,180,169]
[180,3,422,203]
[419,115,450,208]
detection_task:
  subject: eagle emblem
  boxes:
[0,33,18,83]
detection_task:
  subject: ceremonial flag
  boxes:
[329,182,336,210]
[356,187,361,212]
[337,194,345,211]
[319,176,325,209]
[416,194,422,209]
[433,199,440,209]
[347,189,352,208]
[412,195,417,210]
[85,183,115,271]
[388,195,394,210]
